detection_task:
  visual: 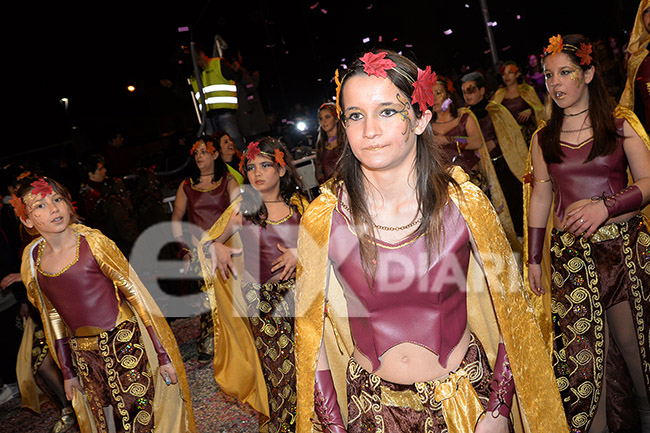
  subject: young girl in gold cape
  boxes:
[199,137,308,433]
[15,177,195,433]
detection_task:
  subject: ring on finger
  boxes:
[580,218,584,224]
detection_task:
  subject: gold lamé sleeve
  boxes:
[42,295,69,340]
[93,233,158,329]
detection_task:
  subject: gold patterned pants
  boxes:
[550,215,650,433]
[70,317,155,433]
[346,333,506,433]
[243,280,296,433]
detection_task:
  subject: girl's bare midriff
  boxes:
[553,198,637,230]
[352,326,471,385]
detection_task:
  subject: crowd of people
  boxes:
[1,2,650,433]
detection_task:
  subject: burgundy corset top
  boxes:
[546,118,628,220]
[239,207,301,283]
[328,199,471,372]
[35,236,123,334]
[182,175,231,238]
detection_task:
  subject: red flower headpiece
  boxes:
[544,34,564,56]
[30,179,53,198]
[190,140,216,155]
[575,43,593,65]
[411,66,437,111]
[245,141,261,161]
[447,80,455,94]
[9,194,27,219]
[359,52,396,78]
[274,149,286,168]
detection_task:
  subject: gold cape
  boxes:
[485,100,530,182]
[16,315,46,413]
[196,194,309,426]
[295,167,569,433]
[460,107,522,254]
[523,105,650,351]
[492,84,546,127]
[20,224,196,433]
[620,0,650,110]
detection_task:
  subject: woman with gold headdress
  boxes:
[526,33,650,432]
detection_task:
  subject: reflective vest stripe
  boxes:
[197,96,239,109]
[201,84,237,93]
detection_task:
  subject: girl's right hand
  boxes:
[64,377,83,401]
[528,263,545,296]
[210,242,242,280]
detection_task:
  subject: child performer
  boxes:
[295,50,568,433]
[198,137,308,433]
[526,34,650,432]
[15,177,195,433]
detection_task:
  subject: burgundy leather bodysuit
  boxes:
[321,142,341,180]
[182,175,231,239]
[328,199,471,372]
[239,208,301,284]
[35,236,128,335]
[438,112,480,173]
[546,118,628,221]
[501,96,529,125]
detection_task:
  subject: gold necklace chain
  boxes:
[339,201,422,231]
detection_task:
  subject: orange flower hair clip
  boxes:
[190,140,216,155]
[544,34,564,56]
[16,171,31,181]
[9,194,27,219]
[273,149,286,168]
[575,43,593,65]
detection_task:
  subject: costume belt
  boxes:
[353,356,484,433]
[71,304,135,350]
[558,216,635,243]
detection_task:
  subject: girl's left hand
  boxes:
[562,200,608,238]
[475,413,509,433]
[271,245,297,280]
[517,108,532,123]
[159,362,178,385]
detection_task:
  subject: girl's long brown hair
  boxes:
[337,49,458,287]
[540,34,619,164]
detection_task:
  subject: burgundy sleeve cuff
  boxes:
[145,325,171,366]
[527,226,546,265]
[54,337,77,380]
[487,342,515,418]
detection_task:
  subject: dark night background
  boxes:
[5,0,641,165]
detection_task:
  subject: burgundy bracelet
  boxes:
[314,370,347,433]
[146,325,171,366]
[601,185,643,218]
[527,227,546,265]
[54,337,77,380]
[487,342,515,418]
